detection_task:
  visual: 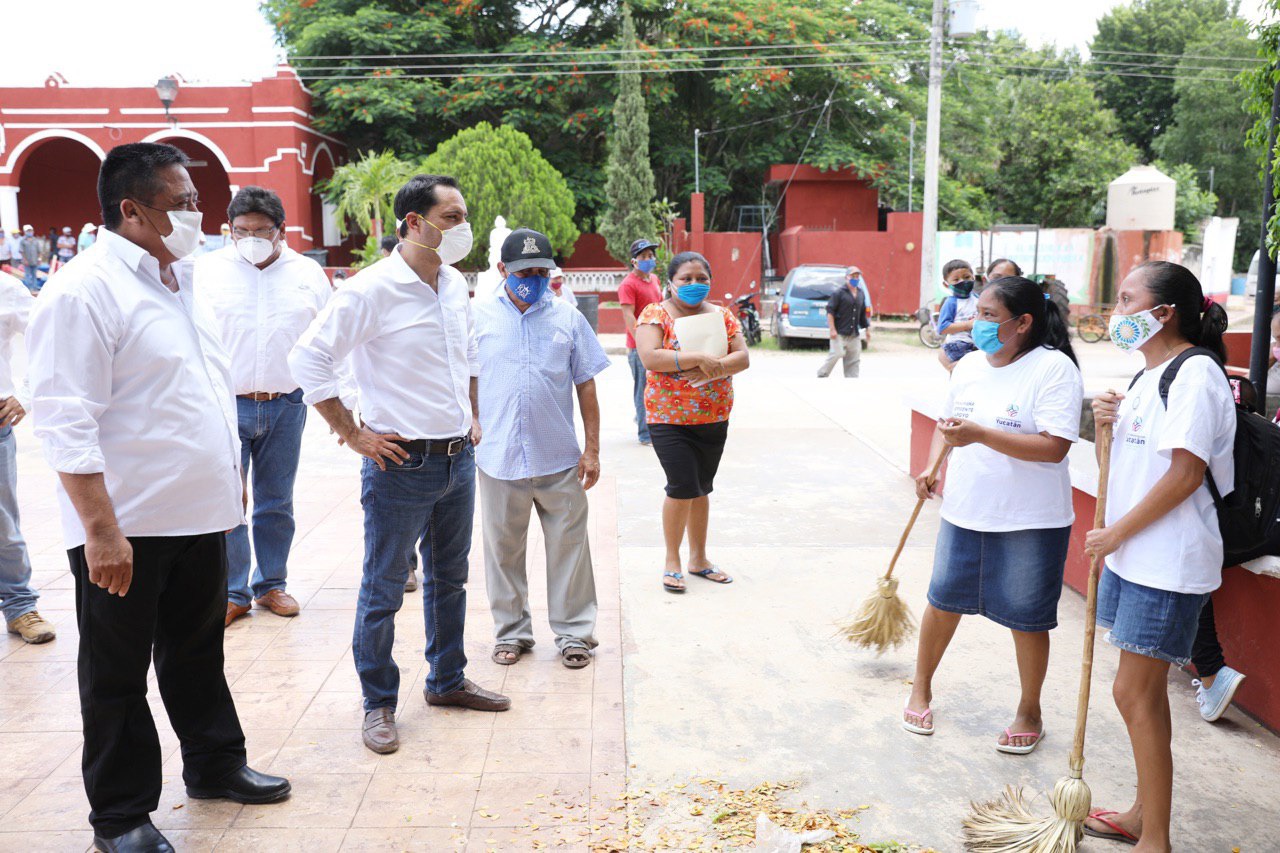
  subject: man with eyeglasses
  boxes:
[195,186,335,626]
[26,142,289,853]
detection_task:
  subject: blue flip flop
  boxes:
[663,571,686,594]
[689,566,733,584]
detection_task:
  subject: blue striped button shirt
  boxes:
[474,290,610,481]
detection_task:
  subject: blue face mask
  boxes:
[636,258,656,274]
[972,317,1014,354]
[675,282,711,305]
[507,272,549,304]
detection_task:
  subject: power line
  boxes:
[1088,46,1264,64]
[964,58,1241,84]
[699,102,834,136]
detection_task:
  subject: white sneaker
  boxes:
[1193,665,1246,722]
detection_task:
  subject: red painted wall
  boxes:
[766,164,879,232]
[562,232,619,268]
[16,137,100,236]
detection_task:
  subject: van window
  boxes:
[788,268,844,300]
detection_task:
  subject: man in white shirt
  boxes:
[290,173,509,756]
[0,274,56,645]
[26,143,289,853]
[196,186,333,626]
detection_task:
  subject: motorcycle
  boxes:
[916,304,942,349]
[732,292,762,346]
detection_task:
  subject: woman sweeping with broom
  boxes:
[1083,262,1235,850]
[904,277,1082,754]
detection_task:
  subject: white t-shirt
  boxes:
[941,346,1083,532]
[942,294,978,345]
[1105,353,1236,594]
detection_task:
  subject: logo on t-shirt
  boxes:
[995,402,1022,430]
[1131,416,1143,433]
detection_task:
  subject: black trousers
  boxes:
[1190,596,1226,678]
[71,533,247,837]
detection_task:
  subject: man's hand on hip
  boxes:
[348,426,411,471]
[0,396,25,428]
[86,527,134,597]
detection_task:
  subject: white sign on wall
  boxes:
[933,229,1096,303]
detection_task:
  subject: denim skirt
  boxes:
[1095,568,1210,666]
[928,519,1071,632]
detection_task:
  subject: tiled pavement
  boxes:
[0,411,626,852]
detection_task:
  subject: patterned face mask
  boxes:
[1108,306,1169,352]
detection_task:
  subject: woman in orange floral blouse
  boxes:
[635,251,751,593]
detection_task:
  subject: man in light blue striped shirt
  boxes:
[474,228,610,670]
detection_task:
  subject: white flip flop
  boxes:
[902,706,935,736]
[996,727,1045,755]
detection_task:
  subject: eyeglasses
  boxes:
[232,227,278,240]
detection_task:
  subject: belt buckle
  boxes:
[447,437,465,456]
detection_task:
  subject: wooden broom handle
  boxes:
[884,446,953,581]
[1068,423,1113,773]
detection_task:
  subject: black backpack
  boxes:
[1128,347,1280,566]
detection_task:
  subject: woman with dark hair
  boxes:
[1086,261,1235,849]
[635,251,750,593]
[907,277,1083,755]
[986,257,1022,284]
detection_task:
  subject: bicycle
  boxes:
[916,304,942,349]
[1076,305,1111,344]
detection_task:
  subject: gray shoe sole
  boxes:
[1202,672,1246,722]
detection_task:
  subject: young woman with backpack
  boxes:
[906,277,1083,754]
[1087,261,1236,851]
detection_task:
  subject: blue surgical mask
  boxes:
[507,273,549,304]
[675,282,711,305]
[637,258,656,274]
[972,317,1015,354]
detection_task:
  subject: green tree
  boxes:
[318,150,414,265]
[597,5,658,263]
[1156,17,1260,266]
[990,77,1140,227]
[1090,0,1238,159]
[1243,12,1280,258]
[1154,160,1220,239]
[421,123,580,269]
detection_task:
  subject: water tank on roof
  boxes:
[1106,165,1176,231]
[949,0,979,38]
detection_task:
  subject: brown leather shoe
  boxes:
[424,678,511,712]
[362,707,399,754]
[225,601,251,627]
[254,589,300,617]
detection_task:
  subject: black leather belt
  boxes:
[394,436,468,456]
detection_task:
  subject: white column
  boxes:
[918,0,945,308]
[0,187,18,236]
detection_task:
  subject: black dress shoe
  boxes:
[93,822,174,853]
[186,765,291,804]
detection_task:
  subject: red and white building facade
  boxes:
[0,64,353,264]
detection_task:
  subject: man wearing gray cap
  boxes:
[474,228,609,669]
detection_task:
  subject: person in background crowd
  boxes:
[906,277,1082,755]
[290,173,510,757]
[196,186,336,627]
[79,222,97,253]
[619,238,663,446]
[55,226,77,265]
[475,228,609,670]
[0,271,54,645]
[0,231,10,272]
[937,259,979,373]
[44,228,57,263]
[985,258,1021,287]
[18,226,40,292]
[27,142,290,853]
[380,234,398,258]
[817,266,870,378]
[636,251,750,594]
[1267,306,1280,397]
[4,232,20,273]
[1086,262,1235,850]
[846,265,874,346]
[218,222,232,249]
[550,267,578,307]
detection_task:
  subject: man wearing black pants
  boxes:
[26,142,289,853]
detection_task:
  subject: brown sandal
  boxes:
[560,646,591,669]
[492,643,523,665]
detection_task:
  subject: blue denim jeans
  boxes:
[0,427,37,622]
[627,348,650,442]
[22,264,39,293]
[354,443,475,711]
[225,390,306,606]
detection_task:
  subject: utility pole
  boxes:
[694,129,701,195]
[1250,68,1280,414]
[908,118,916,213]
[918,0,945,309]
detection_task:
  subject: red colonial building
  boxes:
[0,65,353,264]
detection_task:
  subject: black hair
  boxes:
[394,174,460,238]
[985,276,1078,366]
[97,142,190,230]
[380,235,399,253]
[226,186,285,228]
[667,251,711,281]
[987,257,1022,278]
[1133,261,1227,362]
[942,258,973,279]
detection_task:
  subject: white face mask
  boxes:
[1108,305,1168,352]
[235,236,276,265]
[157,209,203,259]
[406,219,473,266]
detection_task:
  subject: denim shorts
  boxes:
[928,520,1071,632]
[1095,568,1210,666]
[943,341,977,363]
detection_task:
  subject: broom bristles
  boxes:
[962,780,1089,852]
[837,576,915,655]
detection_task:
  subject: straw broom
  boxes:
[962,424,1113,852]
[839,446,951,655]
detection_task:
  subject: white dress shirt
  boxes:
[26,229,243,547]
[194,244,333,395]
[289,247,479,439]
[0,274,32,407]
